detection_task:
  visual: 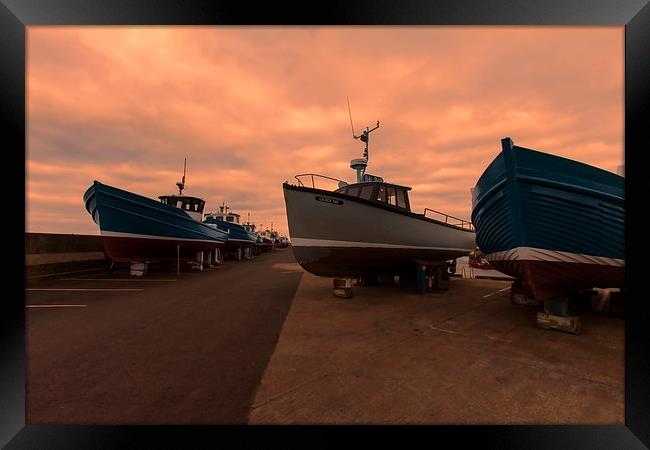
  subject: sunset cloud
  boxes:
[27,26,623,236]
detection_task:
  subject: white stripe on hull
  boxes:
[101,230,224,244]
[291,237,472,252]
[226,238,257,244]
[485,247,624,267]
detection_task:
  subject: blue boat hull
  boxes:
[83,181,228,263]
[203,217,258,252]
[471,138,624,301]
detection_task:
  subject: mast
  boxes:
[176,158,187,195]
[347,98,379,183]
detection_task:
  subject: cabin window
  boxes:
[226,216,234,222]
[359,185,373,200]
[396,189,407,209]
[347,186,360,197]
[376,185,387,203]
[185,203,191,210]
[387,187,397,206]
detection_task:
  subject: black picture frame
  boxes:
[3,0,649,447]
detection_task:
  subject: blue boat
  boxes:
[203,204,258,259]
[83,172,228,263]
[471,137,624,301]
[241,219,265,254]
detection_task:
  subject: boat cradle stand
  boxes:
[189,248,224,272]
[333,277,353,298]
[414,260,450,294]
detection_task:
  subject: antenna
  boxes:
[346,96,357,138]
[176,158,187,194]
[346,98,379,161]
[346,98,380,182]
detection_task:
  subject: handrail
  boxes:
[294,173,348,189]
[423,207,475,231]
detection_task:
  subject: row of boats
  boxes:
[83,165,289,265]
[83,121,624,303]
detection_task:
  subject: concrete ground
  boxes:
[26,249,624,425]
[26,249,302,424]
[249,272,624,424]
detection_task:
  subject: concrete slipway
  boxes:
[27,249,623,424]
[248,267,623,424]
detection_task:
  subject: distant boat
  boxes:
[203,204,258,259]
[242,216,264,253]
[283,118,475,278]
[471,137,624,301]
[276,234,291,248]
[258,227,277,252]
[468,259,494,270]
[83,165,228,264]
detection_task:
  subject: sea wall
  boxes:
[25,233,108,275]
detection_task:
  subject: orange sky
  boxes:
[26,26,623,237]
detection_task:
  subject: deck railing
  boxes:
[423,208,475,231]
[294,173,348,190]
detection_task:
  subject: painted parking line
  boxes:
[26,304,88,308]
[483,286,511,298]
[60,278,176,282]
[26,267,107,279]
[26,288,143,292]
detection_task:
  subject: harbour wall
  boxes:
[25,233,108,275]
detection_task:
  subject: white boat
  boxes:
[283,119,476,278]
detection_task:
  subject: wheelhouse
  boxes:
[242,222,257,233]
[159,195,205,221]
[335,182,412,212]
[204,211,241,224]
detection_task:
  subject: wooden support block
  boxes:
[510,283,541,306]
[333,278,353,298]
[536,312,581,334]
[130,262,149,277]
[591,288,619,314]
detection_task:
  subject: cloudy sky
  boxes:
[27,26,623,236]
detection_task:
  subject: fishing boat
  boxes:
[83,160,228,264]
[258,227,277,252]
[276,234,291,248]
[203,204,258,259]
[242,216,264,254]
[471,137,624,301]
[283,117,476,278]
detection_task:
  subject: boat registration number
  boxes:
[315,196,343,205]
